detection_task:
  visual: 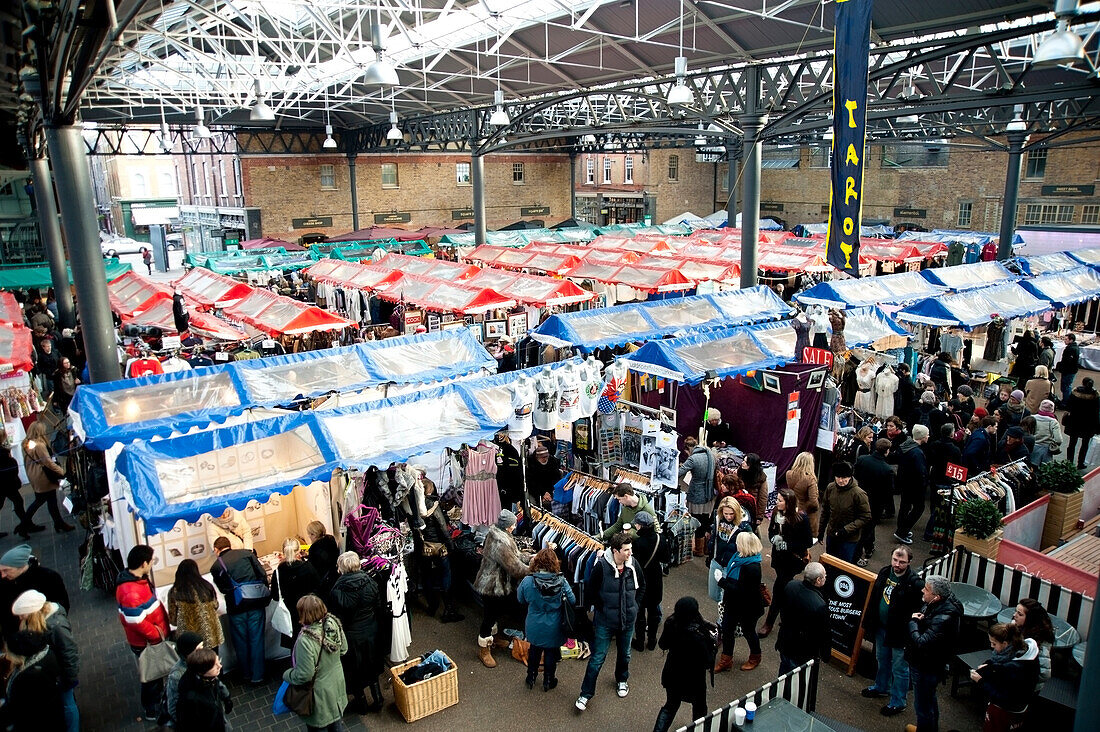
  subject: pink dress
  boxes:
[461,443,501,526]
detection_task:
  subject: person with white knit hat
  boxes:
[13,589,80,730]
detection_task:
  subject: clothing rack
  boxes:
[529,506,604,552]
[611,466,656,495]
[952,458,1030,505]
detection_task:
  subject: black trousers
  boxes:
[26,488,65,528]
[479,594,510,637]
[721,607,761,656]
[896,486,926,537]
[130,646,163,717]
[0,479,27,525]
[653,688,708,732]
[526,645,560,684]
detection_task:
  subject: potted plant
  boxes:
[953,498,1004,559]
[1037,460,1085,549]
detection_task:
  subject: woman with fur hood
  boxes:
[474,509,531,668]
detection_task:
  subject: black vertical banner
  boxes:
[825,0,873,276]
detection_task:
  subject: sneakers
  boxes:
[861,687,887,699]
[575,695,589,712]
[856,557,870,567]
[616,682,629,698]
[893,532,913,545]
[881,705,906,717]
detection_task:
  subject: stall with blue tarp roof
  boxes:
[1068,246,1100,267]
[1018,268,1100,308]
[70,329,497,450]
[896,283,1050,330]
[795,270,946,308]
[620,326,787,384]
[919,261,1018,291]
[898,229,1023,246]
[744,308,909,355]
[1010,252,1081,276]
[530,285,791,351]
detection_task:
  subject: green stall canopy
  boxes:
[0,260,133,290]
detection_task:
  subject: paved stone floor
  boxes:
[9,488,996,732]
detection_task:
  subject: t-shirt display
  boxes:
[557,363,583,424]
[533,368,561,430]
[579,357,603,417]
[597,361,628,415]
[508,376,536,442]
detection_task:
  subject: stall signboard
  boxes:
[375,212,412,224]
[821,552,876,674]
[292,216,333,229]
[507,312,529,338]
[1041,185,1095,197]
[521,206,550,217]
[452,209,475,220]
[403,309,423,332]
[893,208,927,219]
[945,462,967,482]
[761,202,785,212]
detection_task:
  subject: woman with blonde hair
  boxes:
[853,426,875,463]
[21,421,73,532]
[327,551,384,713]
[1024,365,1054,416]
[706,497,751,614]
[785,451,819,536]
[713,531,765,673]
[13,590,79,730]
[272,536,319,646]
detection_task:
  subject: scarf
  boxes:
[988,644,1018,666]
[723,553,761,581]
[1006,401,1024,415]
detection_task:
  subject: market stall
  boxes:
[920,260,1019,291]
[368,252,479,281]
[897,282,1050,330]
[221,288,354,336]
[106,271,174,318]
[175,268,255,309]
[373,273,515,315]
[1011,252,1081,276]
[462,268,597,308]
[795,270,948,309]
[122,298,248,342]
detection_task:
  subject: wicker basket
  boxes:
[390,655,459,723]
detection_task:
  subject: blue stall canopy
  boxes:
[1010,252,1080,276]
[620,326,787,384]
[842,306,912,349]
[72,329,497,450]
[115,362,581,533]
[1018,267,1100,308]
[898,229,1023,246]
[1069,246,1100,267]
[897,283,1050,330]
[795,270,946,308]
[794,222,894,238]
[530,285,791,352]
[1061,265,1100,297]
[919,261,1018,291]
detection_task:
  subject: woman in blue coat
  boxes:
[516,548,576,692]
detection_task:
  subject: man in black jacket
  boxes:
[0,544,69,642]
[860,547,925,717]
[775,562,828,676]
[1056,333,1080,406]
[210,536,270,684]
[630,511,670,652]
[576,533,645,712]
[894,425,930,545]
[854,438,895,564]
[924,424,963,541]
[906,575,962,732]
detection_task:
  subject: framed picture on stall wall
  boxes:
[467,323,484,342]
[807,369,826,390]
[427,313,441,332]
[763,372,782,394]
[485,320,507,339]
[507,312,529,338]
[440,321,465,332]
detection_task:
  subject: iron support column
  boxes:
[998,132,1027,260]
[726,147,740,231]
[347,153,360,231]
[28,155,76,328]
[739,114,767,288]
[1075,573,1100,732]
[569,152,577,220]
[472,153,487,246]
[44,124,121,383]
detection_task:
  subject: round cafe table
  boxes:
[950,582,1001,620]
[1073,641,1086,668]
[995,606,1081,648]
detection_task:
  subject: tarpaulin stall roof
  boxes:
[261,251,320,272]
[757,249,832,272]
[327,226,425,243]
[842,306,912,349]
[222,289,353,336]
[898,229,1023,246]
[203,255,269,274]
[1061,265,1100,296]
[795,223,894,238]
[107,272,173,317]
[438,231,530,247]
[373,273,515,314]
[0,293,22,326]
[371,253,479,281]
[463,268,596,308]
[796,270,947,309]
[240,237,305,252]
[0,325,33,373]
[71,329,496,450]
[897,283,1050,330]
[124,298,248,342]
[1069,247,1100,267]
[1011,252,1080,276]
[175,268,254,309]
[633,257,740,283]
[609,265,693,293]
[587,235,678,254]
[621,326,786,384]
[596,223,692,236]
[531,286,791,351]
[919,261,1018,291]
[702,212,784,231]
[305,260,403,291]
[0,261,131,290]
[1019,267,1100,308]
[857,241,925,263]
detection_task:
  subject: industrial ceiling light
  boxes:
[666,2,694,106]
[581,133,597,144]
[489,89,510,126]
[364,9,398,85]
[249,80,275,122]
[193,105,211,138]
[1034,0,1084,67]
[898,114,919,125]
[1006,108,1028,133]
[386,110,402,141]
[693,123,707,147]
[158,103,173,153]
[322,90,338,148]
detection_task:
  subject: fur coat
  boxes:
[474,526,529,598]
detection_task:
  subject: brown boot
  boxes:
[477,636,497,668]
[740,654,762,671]
[493,634,511,650]
[693,538,706,557]
[713,654,734,673]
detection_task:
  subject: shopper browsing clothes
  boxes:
[713,531,764,673]
[474,509,530,668]
[630,511,670,652]
[760,488,812,638]
[679,436,716,557]
[516,548,575,691]
[819,461,871,563]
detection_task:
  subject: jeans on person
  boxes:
[826,536,858,563]
[579,623,633,698]
[871,629,910,708]
[61,685,79,732]
[911,666,942,732]
[1060,373,1076,404]
[653,688,708,732]
[130,646,164,718]
[25,488,66,528]
[526,645,560,685]
[227,608,266,683]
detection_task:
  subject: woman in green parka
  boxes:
[285,594,349,731]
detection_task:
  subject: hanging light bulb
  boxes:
[667,57,694,105]
[158,103,172,153]
[489,89,510,126]
[323,124,338,149]
[249,79,275,122]
[363,10,399,85]
[193,105,211,138]
[386,111,402,141]
[581,134,597,144]
[1033,0,1085,67]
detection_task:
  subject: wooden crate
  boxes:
[954,529,1003,560]
[1042,491,1084,549]
[390,655,459,723]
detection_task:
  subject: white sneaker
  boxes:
[575,695,589,712]
[617,682,629,698]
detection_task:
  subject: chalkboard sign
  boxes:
[821,552,876,675]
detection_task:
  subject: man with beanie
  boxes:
[164,631,204,725]
[994,425,1031,467]
[598,483,659,542]
[116,544,171,721]
[629,511,670,652]
[995,390,1030,442]
[704,408,733,448]
[0,543,69,641]
[776,562,829,675]
[576,532,645,712]
[473,509,530,668]
[955,385,976,422]
[894,424,931,545]
[210,535,269,685]
[820,461,871,563]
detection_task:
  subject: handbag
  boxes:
[272,596,294,637]
[421,541,448,558]
[760,582,772,607]
[137,628,179,683]
[560,586,577,638]
[285,619,332,717]
[707,559,724,603]
[510,636,530,664]
[217,556,271,605]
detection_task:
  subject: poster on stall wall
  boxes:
[598,412,623,465]
[783,391,801,449]
[403,309,424,333]
[573,418,592,454]
[639,419,660,476]
[622,413,643,470]
[653,431,679,490]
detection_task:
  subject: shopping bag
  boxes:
[272,680,292,715]
[271,597,294,637]
[137,630,178,683]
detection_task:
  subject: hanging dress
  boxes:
[854,360,879,413]
[387,564,412,663]
[460,443,501,526]
[873,368,900,420]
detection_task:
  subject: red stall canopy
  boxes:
[222,289,353,335]
[0,325,33,373]
[374,273,515,314]
[463,268,597,308]
[107,271,174,317]
[125,299,248,341]
[0,293,24,326]
[371,253,480,281]
[175,268,255,309]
